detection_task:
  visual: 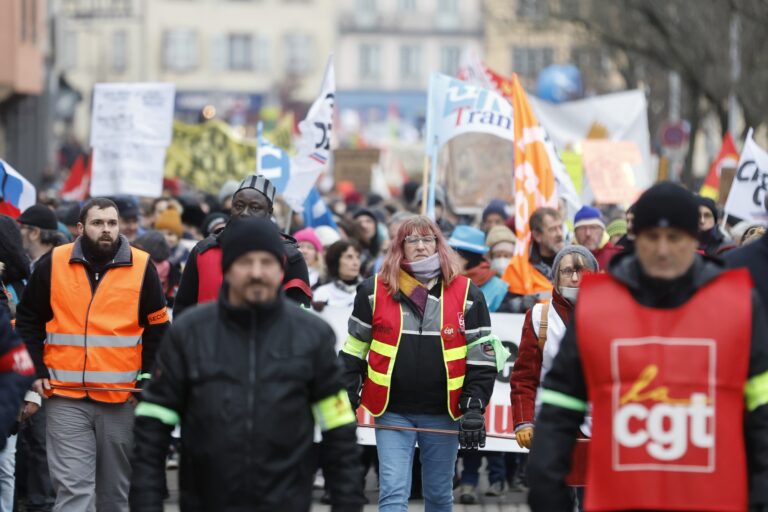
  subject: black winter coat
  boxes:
[130,287,365,512]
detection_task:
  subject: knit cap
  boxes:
[633,182,699,237]
[482,199,508,222]
[293,227,323,253]
[154,207,183,237]
[235,174,276,206]
[574,206,605,230]
[314,225,341,248]
[219,217,285,272]
[133,230,171,262]
[485,225,516,249]
[696,196,719,223]
[606,218,628,238]
[552,245,599,276]
[18,204,58,230]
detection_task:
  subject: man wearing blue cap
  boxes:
[573,206,622,269]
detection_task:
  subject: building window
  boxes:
[398,0,416,10]
[61,31,77,69]
[253,35,270,72]
[359,44,380,80]
[513,46,554,79]
[283,33,312,75]
[440,46,461,77]
[517,0,549,21]
[228,34,253,70]
[400,44,422,82]
[162,29,198,73]
[112,30,128,73]
[437,0,458,14]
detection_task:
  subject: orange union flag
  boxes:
[502,74,558,296]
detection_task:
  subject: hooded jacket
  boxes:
[526,253,768,511]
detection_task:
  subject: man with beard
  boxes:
[16,197,169,511]
[173,174,311,316]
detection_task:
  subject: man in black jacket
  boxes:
[528,183,768,511]
[130,217,365,512]
[173,174,311,317]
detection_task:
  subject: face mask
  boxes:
[560,286,579,303]
[490,257,511,276]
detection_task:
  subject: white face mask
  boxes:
[560,286,579,303]
[490,257,512,276]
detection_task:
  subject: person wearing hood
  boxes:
[293,227,325,288]
[448,226,510,313]
[352,208,382,278]
[696,196,730,256]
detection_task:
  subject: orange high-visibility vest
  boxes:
[44,243,149,403]
[360,274,471,420]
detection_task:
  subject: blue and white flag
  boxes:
[256,122,291,193]
[302,187,338,229]
[283,55,335,211]
[0,159,35,218]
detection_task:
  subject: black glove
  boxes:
[459,400,486,450]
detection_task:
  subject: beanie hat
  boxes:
[111,197,140,220]
[201,212,229,238]
[133,230,171,262]
[219,217,285,273]
[235,174,276,205]
[63,204,81,227]
[154,207,183,237]
[696,196,719,223]
[314,225,341,248]
[485,225,516,249]
[632,182,699,237]
[552,245,599,277]
[218,180,240,204]
[606,218,628,238]
[448,225,488,254]
[482,199,508,222]
[181,204,206,229]
[18,204,58,231]
[293,228,323,253]
[574,206,605,230]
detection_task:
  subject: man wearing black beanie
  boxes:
[696,195,730,256]
[528,182,768,511]
[131,215,366,512]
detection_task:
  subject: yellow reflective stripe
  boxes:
[370,339,396,358]
[448,375,465,391]
[745,370,768,412]
[341,336,370,360]
[312,389,356,431]
[367,366,390,386]
[444,345,467,362]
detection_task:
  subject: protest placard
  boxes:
[90,144,168,197]
[581,140,641,205]
[724,129,768,221]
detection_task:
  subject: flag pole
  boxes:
[420,154,429,215]
[426,138,439,220]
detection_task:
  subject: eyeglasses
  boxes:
[404,235,437,246]
[558,267,587,278]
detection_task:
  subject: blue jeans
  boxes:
[375,412,459,512]
[460,451,506,486]
[0,434,17,512]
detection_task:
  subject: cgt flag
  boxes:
[0,159,36,218]
[283,55,335,212]
[700,132,739,200]
[502,74,558,296]
[724,129,768,222]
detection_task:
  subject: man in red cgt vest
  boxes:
[528,182,768,512]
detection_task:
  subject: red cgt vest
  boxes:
[361,274,471,420]
[576,269,752,511]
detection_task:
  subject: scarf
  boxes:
[400,253,441,282]
[399,254,442,317]
[465,261,496,287]
[397,269,432,317]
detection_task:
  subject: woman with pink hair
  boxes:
[339,215,502,511]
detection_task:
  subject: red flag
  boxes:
[700,133,739,200]
[61,154,91,201]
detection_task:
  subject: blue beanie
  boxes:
[448,225,489,254]
[574,206,605,229]
[482,199,508,222]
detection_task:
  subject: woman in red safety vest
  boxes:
[340,215,504,511]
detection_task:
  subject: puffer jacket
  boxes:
[130,286,365,512]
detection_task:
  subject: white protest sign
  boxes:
[90,144,167,197]
[724,129,768,221]
[314,306,527,452]
[90,83,176,147]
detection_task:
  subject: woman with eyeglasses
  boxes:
[509,245,598,509]
[339,215,501,511]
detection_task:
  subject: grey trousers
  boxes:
[46,397,134,512]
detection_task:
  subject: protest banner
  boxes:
[89,82,176,197]
[164,120,256,193]
[580,140,641,205]
[315,305,527,452]
[724,129,768,222]
[0,159,36,218]
[332,148,379,192]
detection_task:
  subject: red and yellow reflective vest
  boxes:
[576,270,751,511]
[360,274,471,420]
[44,243,150,403]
